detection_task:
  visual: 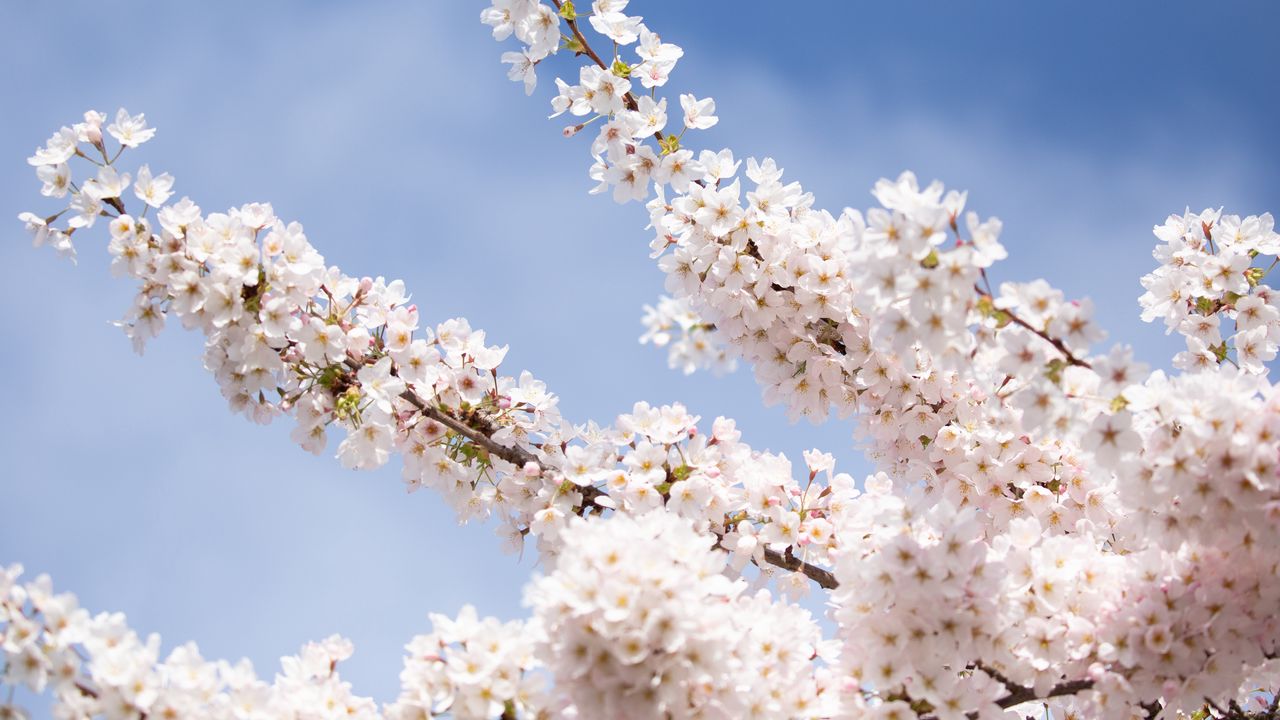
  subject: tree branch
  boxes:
[343,359,840,588]
[993,677,1094,710]
[342,357,539,470]
[976,287,1092,369]
[760,546,838,590]
[549,0,654,125]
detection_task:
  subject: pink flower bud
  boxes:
[359,276,373,294]
[83,110,104,144]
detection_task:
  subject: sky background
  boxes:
[2,1,1278,711]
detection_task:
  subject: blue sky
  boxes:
[2,1,1278,709]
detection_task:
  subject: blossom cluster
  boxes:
[526,512,833,719]
[0,564,381,719]
[385,606,541,719]
[639,294,735,376]
[1140,209,1280,374]
[830,463,1280,719]
[829,481,1130,718]
[1115,368,1280,550]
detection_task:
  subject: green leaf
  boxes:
[1210,341,1229,362]
[1044,357,1067,385]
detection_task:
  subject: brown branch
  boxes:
[918,662,1096,718]
[1003,310,1092,370]
[976,286,1092,369]
[994,677,1093,710]
[342,357,839,587]
[549,0,656,128]
[75,681,99,698]
[760,546,838,590]
[342,357,537,469]
[550,1,609,73]
[919,672,1095,720]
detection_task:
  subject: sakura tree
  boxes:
[6,2,1280,718]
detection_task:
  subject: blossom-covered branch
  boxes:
[19,108,855,599]
[11,1,1280,718]
[483,1,1280,717]
[0,563,542,719]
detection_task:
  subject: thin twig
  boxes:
[549,0,659,134]
[976,286,1092,369]
[341,357,837,586]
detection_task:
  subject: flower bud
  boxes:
[82,110,104,145]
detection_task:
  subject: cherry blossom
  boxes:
[8,2,1280,718]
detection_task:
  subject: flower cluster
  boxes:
[526,512,833,718]
[830,473,1280,719]
[1140,209,1280,374]
[639,294,735,376]
[1,564,380,719]
[481,0,561,94]
[1116,367,1280,551]
[385,606,542,719]
[831,483,1076,718]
